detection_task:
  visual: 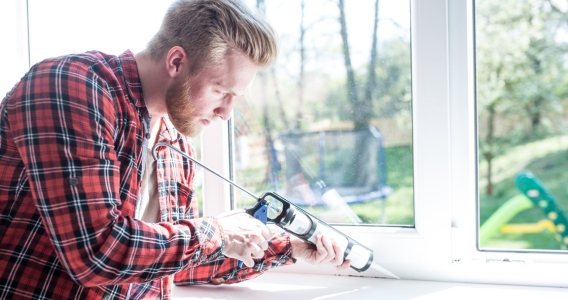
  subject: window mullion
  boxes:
[0,0,30,97]
[201,119,233,217]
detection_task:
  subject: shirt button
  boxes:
[69,178,79,186]
[145,133,151,139]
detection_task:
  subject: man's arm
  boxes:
[174,231,294,285]
[173,213,350,285]
[7,58,227,286]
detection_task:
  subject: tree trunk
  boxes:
[484,104,496,196]
[353,0,380,188]
[295,0,306,130]
[270,68,290,129]
[530,96,543,136]
[337,0,381,190]
[363,0,379,118]
[337,0,363,128]
[257,0,278,188]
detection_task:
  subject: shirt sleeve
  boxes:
[173,231,295,285]
[6,58,225,287]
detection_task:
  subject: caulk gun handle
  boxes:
[238,200,268,268]
[245,200,268,224]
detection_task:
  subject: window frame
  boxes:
[202,0,568,287]
[0,0,30,97]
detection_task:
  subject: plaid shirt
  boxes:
[0,50,294,299]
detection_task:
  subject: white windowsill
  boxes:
[172,272,568,300]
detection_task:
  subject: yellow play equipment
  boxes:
[480,171,568,249]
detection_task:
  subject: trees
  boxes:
[336,0,381,187]
[476,0,568,195]
[336,0,379,129]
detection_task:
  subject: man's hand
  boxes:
[217,210,272,268]
[290,235,351,270]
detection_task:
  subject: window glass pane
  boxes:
[234,0,413,226]
[477,0,568,250]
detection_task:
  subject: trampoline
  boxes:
[273,126,392,209]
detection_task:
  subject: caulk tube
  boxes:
[261,192,373,272]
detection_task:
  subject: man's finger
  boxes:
[336,259,351,270]
[249,242,264,259]
[248,233,268,247]
[314,235,328,264]
[259,222,272,240]
[320,236,335,263]
[259,239,269,251]
[332,242,344,266]
[243,256,255,268]
[242,242,264,267]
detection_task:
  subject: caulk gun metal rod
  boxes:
[152,142,260,200]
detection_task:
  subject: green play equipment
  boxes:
[480,171,568,248]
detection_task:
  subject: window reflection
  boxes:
[234,0,413,226]
[477,0,568,250]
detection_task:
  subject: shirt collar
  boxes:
[159,116,180,142]
[119,50,146,108]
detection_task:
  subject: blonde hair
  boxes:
[147,0,278,72]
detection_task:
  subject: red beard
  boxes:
[165,79,200,137]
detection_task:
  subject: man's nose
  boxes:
[214,95,235,121]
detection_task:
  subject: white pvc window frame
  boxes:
[0,0,30,98]
[202,0,568,287]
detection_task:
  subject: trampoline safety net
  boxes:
[274,127,392,207]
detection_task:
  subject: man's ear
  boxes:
[165,46,188,78]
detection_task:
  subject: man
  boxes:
[0,0,349,299]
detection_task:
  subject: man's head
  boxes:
[164,47,258,137]
[146,0,277,137]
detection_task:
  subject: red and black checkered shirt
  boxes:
[0,50,294,299]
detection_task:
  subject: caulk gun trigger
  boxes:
[238,203,268,268]
[252,204,268,225]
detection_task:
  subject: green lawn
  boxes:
[479,137,568,250]
[229,144,415,226]
[299,145,415,226]
[345,135,568,250]
[350,145,414,225]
